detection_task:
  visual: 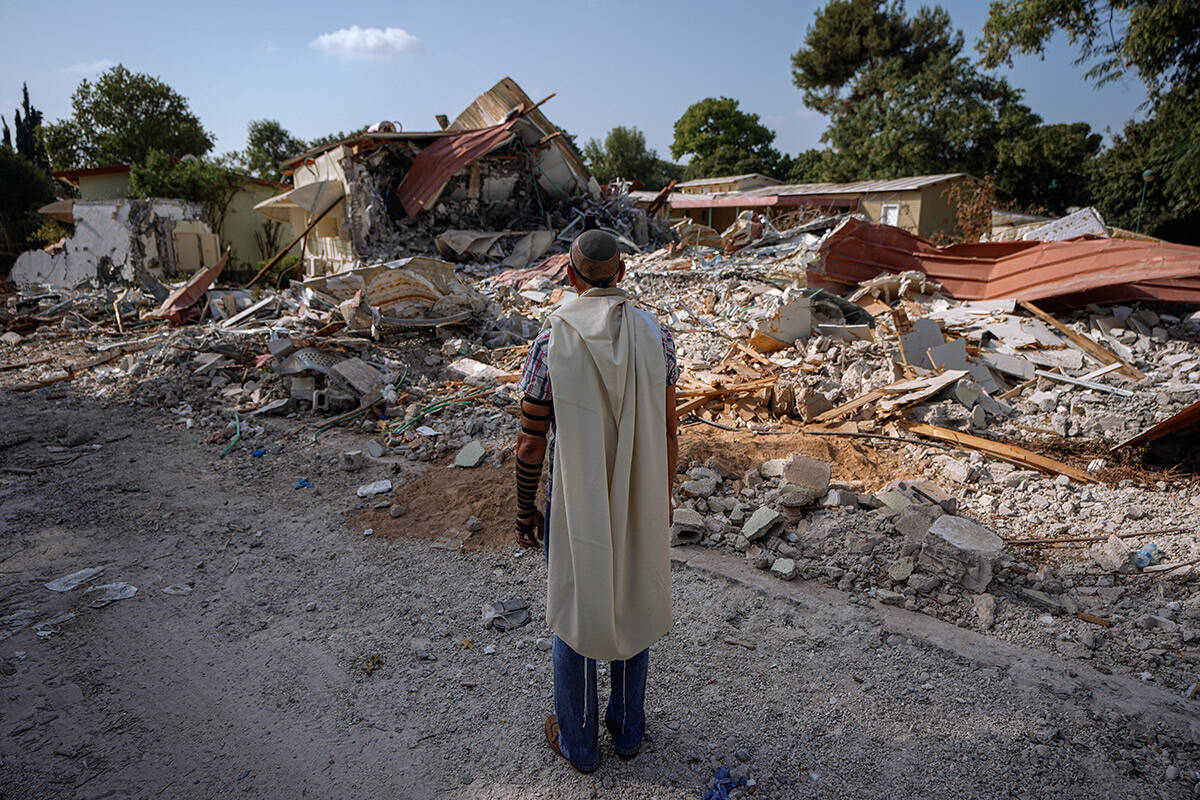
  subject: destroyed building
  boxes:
[252,77,660,279]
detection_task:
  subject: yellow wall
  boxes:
[77,172,132,199]
[76,173,293,267]
[222,183,295,267]
[916,183,962,239]
[860,191,922,234]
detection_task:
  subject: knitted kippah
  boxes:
[570,230,619,285]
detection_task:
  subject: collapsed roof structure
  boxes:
[252,78,606,279]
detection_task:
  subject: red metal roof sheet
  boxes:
[395,120,518,218]
[809,217,1200,303]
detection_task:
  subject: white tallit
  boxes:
[546,287,671,661]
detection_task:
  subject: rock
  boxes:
[466,516,484,533]
[895,505,944,555]
[743,468,764,489]
[973,593,996,629]
[821,488,859,508]
[356,479,393,498]
[342,450,365,471]
[887,557,915,582]
[919,515,1003,593]
[1090,535,1139,574]
[935,456,975,484]
[669,509,706,546]
[796,387,834,421]
[741,507,785,542]
[0,331,23,345]
[877,490,913,512]
[770,558,797,580]
[900,479,957,514]
[1020,587,1077,615]
[907,573,941,594]
[680,476,719,498]
[454,440,487,468]
[777,484,819,507]
[783,453,831,495]
[389,504,406,518]
[759,458,787,478]
[876,589,905,606]
[409,638,436,660]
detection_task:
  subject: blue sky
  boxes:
[0,0,1149,165]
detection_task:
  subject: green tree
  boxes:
[671,97,784,180]
[0,148,55,270]
[237,119,307,182]
[307,128,369,150]
[978,0,1200,95]
[12,84,50,174]
[1,117,10,149]
[128,150,243,241]
[792,0,1096,211]
[582,126,680,188]
[995,122,1101,215]
[1088,87,1200,242]
[42,65,213,170]
[787,148,829,183]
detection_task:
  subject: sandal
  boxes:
[545,715,598,774]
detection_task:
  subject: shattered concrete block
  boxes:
[887,557,915,582]
[877,490,913,513]
[973,593,996,630]
[821,489,859,508]
[748,296,812,353]
[934,455,975,484]
[901,479,958,514]
[342,450,365,471]
[1090,534,1140,574]
[1020,587,1077,616]
[876,588,906,606]
[680,476,719,498]
[742,507,784,542]
[448,357,506,384]
[919,515,1004,593]
[783,453,831,495]
[331,358,385,396]
[796,387,834,421]
[669,509,706,546]
[770,558,797,581]
[778,484,819,508]
[759,458,787,478]
[0,331,24,346]
[454,440,487,468]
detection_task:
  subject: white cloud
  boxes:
[308,26,420,60]
[61,59,116,74]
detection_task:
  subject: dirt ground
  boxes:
[2,388,1198,799]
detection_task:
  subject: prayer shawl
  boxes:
[546,287,671,661]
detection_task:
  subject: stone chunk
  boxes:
[887,557,915,582]
[821,489,859,508]
[1090,534,1139,574]
[919,515,1003,593]
[356,479,392,498]
[777,484,819,508]
[770,558,797,580]
[895,505,944,555]
[876,588,906,606]
[783,454,831,495]
[680,476,719,498]
[759,458,787,478]
[669,508,706,546]
[973,593,996,629]
[742,507,785,542]
[454,440,487,468]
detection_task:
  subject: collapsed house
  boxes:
[252,77,658,280]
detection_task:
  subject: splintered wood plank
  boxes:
[898,420,1096,483]
[1018,300,1144,380]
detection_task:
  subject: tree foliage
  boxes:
[671,97,785,180]
[1088,86,1200,242]
[978,0,1200,95]
[128,150,243,240]
[582,126,680,188]
[43,65,213,170]
[791,0,1097,213]
[11,84,51,175]
[235,119,307,182]
[0,147,55,270]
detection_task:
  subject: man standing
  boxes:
[514,230,679,773]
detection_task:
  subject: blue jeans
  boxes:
[544,501,650,770]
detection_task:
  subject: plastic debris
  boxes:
[44,567,105,592]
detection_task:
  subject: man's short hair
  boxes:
[569,230,620,287]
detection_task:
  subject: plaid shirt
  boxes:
[518,316,679,498]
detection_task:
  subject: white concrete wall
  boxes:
[12,199,208,289]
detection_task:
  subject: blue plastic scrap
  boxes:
[251,448,266,458]
[703,766,746,800]
[293,478,314,489]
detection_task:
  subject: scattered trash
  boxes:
[294,478,315,489]
[356,479,393,499]
[83,582,138,608]
[703,766,747,800]
[481,598,531,631]
[44,567,105,592]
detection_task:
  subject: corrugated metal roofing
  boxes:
[675,173,781,188]
[395,120,519,217]
[766,173,970,197]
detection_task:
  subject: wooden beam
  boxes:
[1018,300,1144,380]
[898,420,1097,483]
[244,198,343,289]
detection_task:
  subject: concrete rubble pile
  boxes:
[3,153,1200,708]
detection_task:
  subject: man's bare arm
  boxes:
[514,395,552,548]
[665,385,678,525]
